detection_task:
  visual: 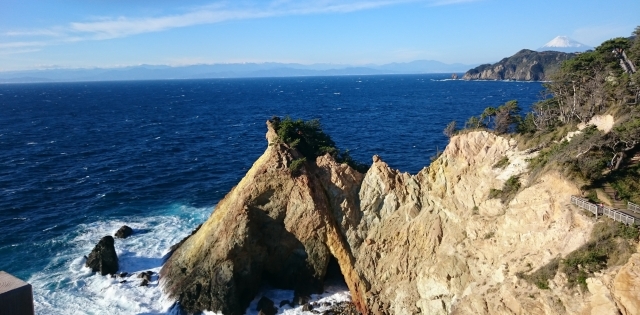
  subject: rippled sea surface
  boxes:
[0,74,543,314]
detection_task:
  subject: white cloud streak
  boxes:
[428,0,482,6]
[0,0,480,52]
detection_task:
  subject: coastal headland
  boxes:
[160,119,640,315]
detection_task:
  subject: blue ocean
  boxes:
[0,74,543,314]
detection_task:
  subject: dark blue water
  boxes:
[0,74,543,313]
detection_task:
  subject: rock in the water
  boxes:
[302,303,313,311]
[324,301,360,315]
[256,296,277,315]
[85,236,119,275]
[292,290,310,306]
[114,225,133,238]
[137,271,153,281]
[140,279,149,286]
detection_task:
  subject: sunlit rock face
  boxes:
[160,122,369,315]
[161,123,636,315]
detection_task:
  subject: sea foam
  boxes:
[30,204,210,315]
[29,204,350,315]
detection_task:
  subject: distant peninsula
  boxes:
[462,49,576,81]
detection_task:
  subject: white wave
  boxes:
[204,279,351,315]
[30,204,350,315]
[42,225,57,232]
[31,205,211,315]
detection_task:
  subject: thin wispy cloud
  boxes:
[0,0,478,52]
[428,0,482,6]
[0,41,48,49]
[0,49,41,56]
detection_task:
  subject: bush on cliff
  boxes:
[519,219,638,291]
[289,157,307,175]
[562,219,638,290]
[270,116,369,173]
[488,175,521,203]
[459,27,640,204]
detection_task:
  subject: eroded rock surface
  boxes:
[160,122,368,315]
[161,124,637,315]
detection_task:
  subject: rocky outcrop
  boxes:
[86,236,119,275]
[612,244,640,315]
[160,122,369,315]
[462,49,575,81]
[114,225,133,238]
[161,123,638,315]
[353,131,598,315]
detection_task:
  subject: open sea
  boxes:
[0,74,543,314]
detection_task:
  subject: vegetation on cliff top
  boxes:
[452,26,640,204]
[270,116,369,174]
[458,26,640,292]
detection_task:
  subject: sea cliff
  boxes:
[462,49,575,81]
[160,121,639,315]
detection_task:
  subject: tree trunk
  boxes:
[614,151,625,170]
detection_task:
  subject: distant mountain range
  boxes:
[537,36,593,53]
[0,60,475,83]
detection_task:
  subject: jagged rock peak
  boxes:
[160,120,369,315]
[160,123,640,315]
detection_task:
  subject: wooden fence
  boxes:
[570,196,637,225]
[629,201,640,214]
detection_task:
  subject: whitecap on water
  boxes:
[30,205,210,315]
[30,204,351,315]
[203,279,351,315]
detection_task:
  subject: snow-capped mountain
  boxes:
[537,36,593,53]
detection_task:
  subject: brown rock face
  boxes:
[160,121,369,315]
[612,246,640,315]
[162,123,637,315]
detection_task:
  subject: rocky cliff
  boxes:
[462,49,575,81]
[161,122,640,315]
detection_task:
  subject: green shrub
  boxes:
[488,189,502,199]
[289,157,307,175]
[586,190,600,204]
[271,116,337,158]
[270,116,369,173]
[493,156,510,169]
[518,258,560,290]
[561,219,638,290]
[488,176,521,203]
[610,163,640,204]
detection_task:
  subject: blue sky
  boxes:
[1,0,638,71]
